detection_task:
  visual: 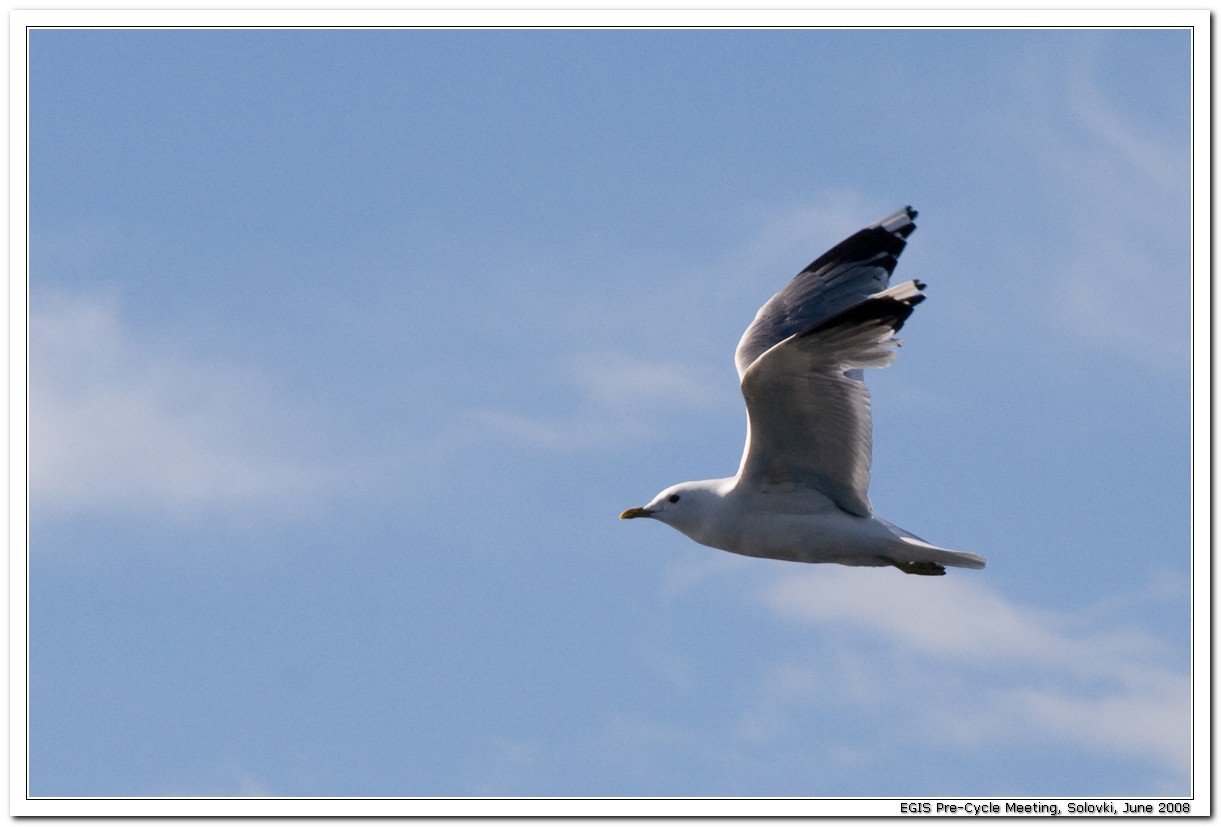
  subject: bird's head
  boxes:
[619,480,724,537]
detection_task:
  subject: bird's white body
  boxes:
[633,477,983,571]
[622,207,986,576]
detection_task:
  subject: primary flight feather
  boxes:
[621,206,985,576]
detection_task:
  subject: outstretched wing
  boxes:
[734,209,925,517]
[734,206,918,378]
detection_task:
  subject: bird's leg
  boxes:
[885,558,946,576]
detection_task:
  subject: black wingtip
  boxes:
[799,208,918,277]
[875,206,917,240]
[891,206,917,239]
[804,293,923,339]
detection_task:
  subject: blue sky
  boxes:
[25,25,1196,800]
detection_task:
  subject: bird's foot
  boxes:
[886,558,946,576]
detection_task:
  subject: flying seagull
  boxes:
[621,207,985,576]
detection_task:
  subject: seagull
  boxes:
[620,207,985,575]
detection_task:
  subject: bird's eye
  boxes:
[668,494,681,503]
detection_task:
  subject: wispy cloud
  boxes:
[752,566,1190,790]
[712,190,888,299]
[468,737,544,796]
[568,351,717,411]
[584,557,1189,796]
[29,291,336,520]
[462,192,888,454]
[467,350,723,451]
[1003,39,1190,374]
[153,763,275,797]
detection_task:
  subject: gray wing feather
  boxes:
[739,347,878,515]
[734,206,918,378]
[734,215,926,516]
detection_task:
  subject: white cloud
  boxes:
[1005,42,1189,374]
[568,351,717,411]
[752,566,1190,786]
[462,193,888,454]
[154,763,275,797]
[588,713,736,793]
[715,191,890,297]
[29,292,334,520]
[595,553,1189,794]
[468,737,544,796]
[466,350,722,451]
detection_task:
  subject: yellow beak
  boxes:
[619,507,652,520]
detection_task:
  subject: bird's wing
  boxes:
[734,206,918,379]
[736,275,926,518]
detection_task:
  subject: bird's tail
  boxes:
[878,518,987,569]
